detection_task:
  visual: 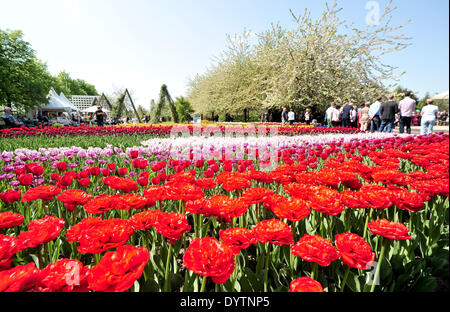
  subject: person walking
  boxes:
[420,99,439,135]
[360,103,370,132]
[288,109,296,126]
[95,107,106,127]
[341,103,354,128]
[398,91,416,134]
[368,97,383,133]
[281,108,288,127]
[379,95,399,133]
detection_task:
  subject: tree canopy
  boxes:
[51,71,99,99]
[0,29,53,112]
[188,1,411,117]
[174,96,194,122]
[1,28,99,113]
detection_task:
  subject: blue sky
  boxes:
[0,0,448,109]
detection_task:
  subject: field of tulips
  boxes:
[0,124,359,139]
[0,129,448,293]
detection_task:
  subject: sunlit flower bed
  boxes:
[0,133,448,292]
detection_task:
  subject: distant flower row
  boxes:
[0,125,360,138]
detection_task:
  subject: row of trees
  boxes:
[0,29,98,112]
[187,1,412,120]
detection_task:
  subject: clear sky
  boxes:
[0,0,448,109]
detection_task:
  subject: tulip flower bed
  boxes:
[0,124,359,139]
[0,132,448,293]
[0,125,361,152]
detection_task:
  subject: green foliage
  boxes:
[188,1,411,115]
[0,29,53,112]
[112,93,126,119]
[174,97,194,122]
[393,86,419,103]
[51,71,98,98]
[137,105,149,120]
[1,28,99,114]
[152,85,180,123]
[433,99,449,112]
[418,92,431,110]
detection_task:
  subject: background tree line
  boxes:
[187,1,415,121]
[0,29,98,113]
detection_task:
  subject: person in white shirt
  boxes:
[325,104,336,127]
[331,105,341,127]
[304,109,311,125]
[350,105,358,128]
[421,99,439,135]
[288,109,295,126]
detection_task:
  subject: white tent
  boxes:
[40,88,75,112]
[59,92,80,112]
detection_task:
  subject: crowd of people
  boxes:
[2,95,449,134]
[280,92,448,135]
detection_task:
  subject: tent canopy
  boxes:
[59,92,80,112]
[40,88,77,113]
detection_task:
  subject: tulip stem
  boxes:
[200,275,207,293]
[72,208,77,226]
[370,238,388,292]
[345,208,351,232]
[264,243,271,292]
[37,244,43,270]
[311,262,318,280]
[340,266,350,292]
[43,242,49,265]
[163,243,173,292]
[193,214,198,238]
[363,209,373,240]
[94,253,101,265]
[42,200,47,216]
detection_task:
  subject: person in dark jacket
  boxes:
[379,95,399,133]
[341,103,354,128]
[281,108,288,126]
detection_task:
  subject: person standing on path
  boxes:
[288,109,296,126]
[325,103,336,127]
[420,99,439,135]
[368,97,383,133]
[379,95,399,133]
[331,105,341,127]
[304,109,311,125]
[282,108,288,127]
[341,103,354,128]
[350,104,358,128]
[398,91,416,134]
[95,107,106,127]
[359,103,370,132]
